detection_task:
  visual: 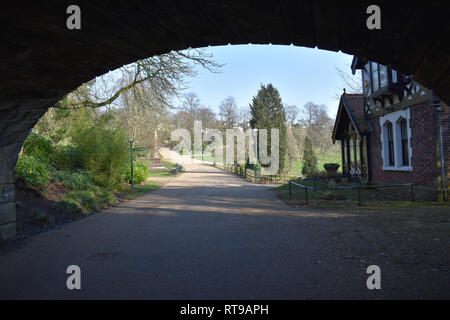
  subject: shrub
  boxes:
[22,133,54,160]
[96,190,118,206]
[50,144,82,171]
[65,191,100,213]
[301,137,318,178]
[125,161,150,184]
[55,198,82,214]
[71,124,129,189]
[52,170,99,192]
[56,188,117,214]
[15,154,50,190]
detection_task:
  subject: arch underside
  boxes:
[0,1,449,239]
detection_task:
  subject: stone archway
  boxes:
[0,1,449,240]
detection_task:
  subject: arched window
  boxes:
[400,118,409,166]
[379,109,412,171]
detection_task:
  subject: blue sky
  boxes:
[179,44,357,119]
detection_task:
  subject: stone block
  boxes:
[0,222,16,242]
[0,183,15,203]
[0,202,16,225]
[0,162,17,182]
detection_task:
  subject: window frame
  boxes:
[386,121,395,166]
[379,109,412,171]
[366,62,392,96]
[400,118,409,166]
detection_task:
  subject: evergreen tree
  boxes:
[301,136,318,177]
[250,84,288,172]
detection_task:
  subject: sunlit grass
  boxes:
[291,152,342,176]
[124,181,162,200]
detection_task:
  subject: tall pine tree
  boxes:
[250,84,288,172]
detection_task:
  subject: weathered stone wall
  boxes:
[0,98,55,241]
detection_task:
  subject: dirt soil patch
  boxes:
[14,183,85,241]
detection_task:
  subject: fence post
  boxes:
[411,184,415,202]
[289,181,292,198]
[305,187,308,204]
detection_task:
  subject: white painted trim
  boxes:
[379,108,413,172]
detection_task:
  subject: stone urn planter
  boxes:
[323,163,340,187]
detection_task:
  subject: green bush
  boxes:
[71,124,129,189]
[15,154,50,190]
[52,170,99,192]
[301,137,318,178]
[125,161,150,184]
[22,133,54,160]
[96,190,118,206]
[65,190,100,213]
[55,198,83,214]
[56,188,117,214]
[50,144,82,171]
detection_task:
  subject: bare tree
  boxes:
[335,65,362,99]
[197,107,217,129]
[285,104,299,126]
[181,92,202,119]
[219,96,239,128]
[299,102,334,160]
[54,49,223,110]
[239,106,251,127]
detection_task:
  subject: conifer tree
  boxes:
[250,84,287,171]
[301,136,318,177]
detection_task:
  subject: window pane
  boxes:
[387,122,395,166]
[401,119,409,166]
[363,63,372,96]
[350,136,355,163]
[379,65,388,88]
[356,137,360,163]
[342,140,346,163]
[392,70,398,83]
[362,136,367,164]
[371,62,379,92]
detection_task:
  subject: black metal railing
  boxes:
[288,180,415,206]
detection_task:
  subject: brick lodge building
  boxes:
[332,56,449,201]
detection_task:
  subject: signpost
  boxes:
[128,137,145,189]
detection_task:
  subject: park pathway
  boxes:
[0,149,435,299]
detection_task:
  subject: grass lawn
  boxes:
[138,158,183,178]
[291,152,342,176]
[123,181,162,200]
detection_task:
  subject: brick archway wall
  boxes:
[0,1,449,239]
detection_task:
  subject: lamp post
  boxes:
[128,137,135,189]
